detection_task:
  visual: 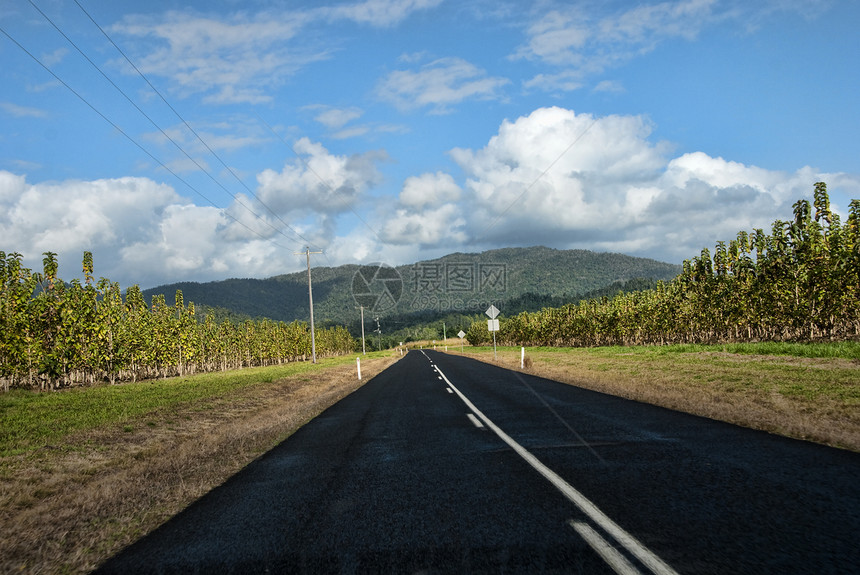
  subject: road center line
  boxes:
[429,356,679,575]
[466,413,485,428]
[570,520,642,575]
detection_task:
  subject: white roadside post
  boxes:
[521,346,525,369]
[356,357,361,380]
[486,305,500,360]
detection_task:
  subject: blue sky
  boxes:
[1,0,858,289]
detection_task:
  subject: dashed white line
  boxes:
[466,413,484,428]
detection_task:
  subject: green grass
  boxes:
[0,353,382,458]
[465,341,860,360]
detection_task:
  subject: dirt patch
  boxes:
[0,356,398,575]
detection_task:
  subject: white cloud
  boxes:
[111,10,322,104]
[378,172,466,246]
[40,47,68,67]
[381,203,468,246]
[513,9,590,67]
[598,0,715,47]
[3,107,856,289]
[377,57,510,113]
[399,172,461,208]
[593,80,625,93]
[321,0,444,27]
[141,118,269,172]
[305,106,404,139]
[0,171,304,288]
[332,126,372,140]
[311,106,364,129]
[0,137,388,287]
[515,0,837,94]
[109,1,443,104]
[523,71,584,92]
[256,138,385,216]
[443,106,856,262]
[0,101,48,118]
[516,0,717,91]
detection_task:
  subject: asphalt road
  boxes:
[96,349,860,574]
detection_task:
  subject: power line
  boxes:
[0,25,286,249]
[66,0,383,257]
[27,0,307,249]
[69,0,319,251]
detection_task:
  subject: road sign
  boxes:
[485,304,499,319]
[457,330,466,339]
[487,319,499,332]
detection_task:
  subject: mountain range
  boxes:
[142,247,681,332]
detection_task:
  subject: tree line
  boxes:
[467,183,860,347]
[0,252,355,391]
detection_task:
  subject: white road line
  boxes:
[432,360,679,575]
[570,521,642,575]
[446,388,453,394]
[466,413,484,428]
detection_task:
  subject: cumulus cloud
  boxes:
[442,106,855,262]
[0,135,392,287]
[3,108,856,289]
[379,172,467,246]
[0,171,302,288]
[256,138,385,216]
[381,203,468,246]
[398,172,461,208]
[377,57,510,113]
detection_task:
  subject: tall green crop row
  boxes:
[467,183,860,347]
[0,253,356,391]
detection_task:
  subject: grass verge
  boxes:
[0,352,398,575]
[450,343,860,451]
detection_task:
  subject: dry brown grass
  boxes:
[452,347,860,452]
[0,355,399,575]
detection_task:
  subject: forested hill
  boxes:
[142,246,681,325]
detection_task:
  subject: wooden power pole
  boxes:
[295,247,323,363]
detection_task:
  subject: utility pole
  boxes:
[359,305,366,355]
[295,247,323,363]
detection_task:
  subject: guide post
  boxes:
[486,305,500,360]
